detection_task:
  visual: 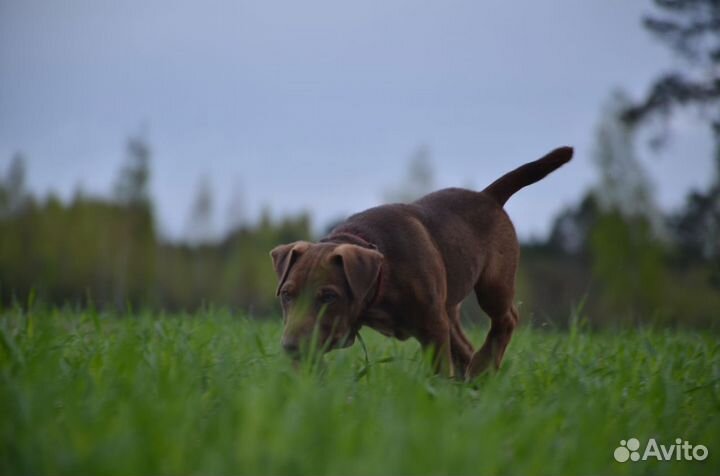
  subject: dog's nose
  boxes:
[282,338,299,355]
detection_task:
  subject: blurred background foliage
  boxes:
[0,142,311,315]
[1,0,718,328]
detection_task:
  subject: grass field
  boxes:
[1,308,718,476]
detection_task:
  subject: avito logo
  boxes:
[614,438,708,463]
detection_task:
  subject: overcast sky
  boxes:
[0,0,713,240]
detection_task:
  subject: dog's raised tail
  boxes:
[483,146,573,206]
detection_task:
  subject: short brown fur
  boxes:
[271,146,573,378]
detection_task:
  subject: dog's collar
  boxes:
[367,261,383,308]
[321,231,377,250]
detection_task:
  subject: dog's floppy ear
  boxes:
[332,244,383,304]
[270,241,311,296]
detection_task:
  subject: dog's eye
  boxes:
[318,290,338,304]
[280,290,292,303]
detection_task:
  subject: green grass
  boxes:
[1,308,718,476]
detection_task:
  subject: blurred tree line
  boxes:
[520,91,719,329]
[0,140,311,315]
[1,90,717,328]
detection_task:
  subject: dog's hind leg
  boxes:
[447,304,474,377]
[467,305,518,377]
[467,275,518,378]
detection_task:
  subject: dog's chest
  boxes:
[362,311,412,340]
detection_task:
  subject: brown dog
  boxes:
[270,147,573,378]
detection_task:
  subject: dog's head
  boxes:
[270,241,383,358]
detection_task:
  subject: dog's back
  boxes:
[411,146,573,303]
[335,147,573,307]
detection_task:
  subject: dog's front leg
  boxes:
[418,317,454,378]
